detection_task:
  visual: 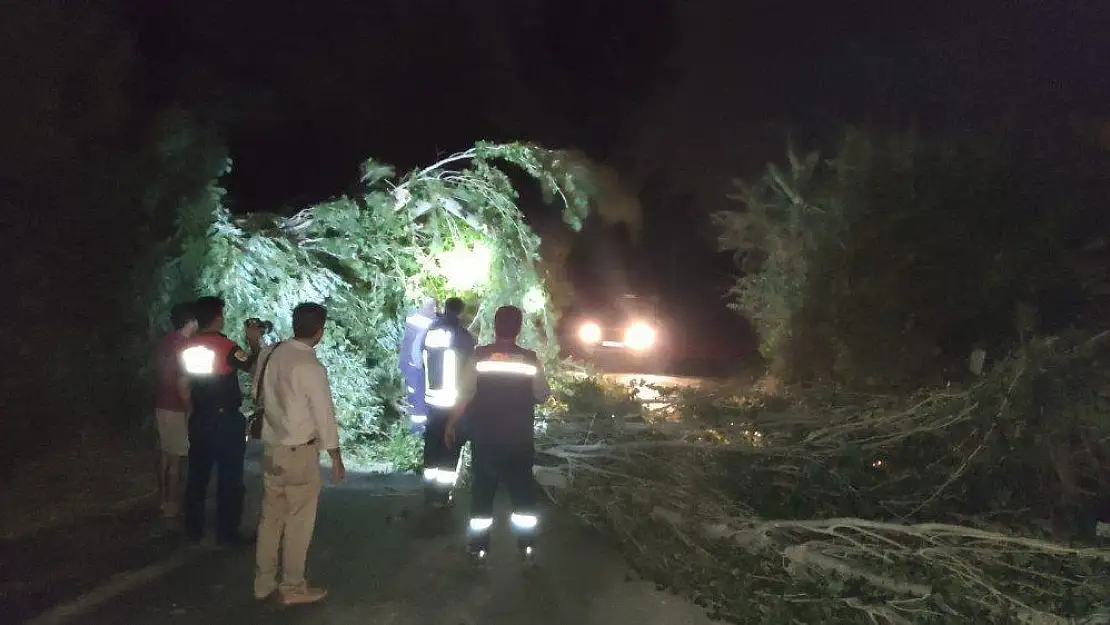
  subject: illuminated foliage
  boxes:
[148,142,595,462]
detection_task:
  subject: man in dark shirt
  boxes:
[419,297,476,506]
[154,302,197,518]
[178,296,262,545]
[446,306,550,565]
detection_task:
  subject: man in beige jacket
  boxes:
[252,302,345,605]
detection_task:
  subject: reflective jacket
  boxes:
[460,342,550,447]
[421,314,475,410]
[178,332,255,415]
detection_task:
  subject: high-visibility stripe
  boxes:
[426,390,458,408]
[475,360,537,376]
[425,346,458,406]
[407,314,433,329]
[181,346,216,375]
[468,517,494,532]
[434,470,458,486]
[424,328,453,348]
[510,512,539,530]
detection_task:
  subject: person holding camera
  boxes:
[251,302,344,605]
[176,296,263,546]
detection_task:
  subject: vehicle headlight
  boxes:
[578,322,602,344]
[624,322,655,351]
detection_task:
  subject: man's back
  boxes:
[427,314,476,361]
[256,341,339,449]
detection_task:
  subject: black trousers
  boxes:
[468,443,537,550]
[423,408,463,489]
[185,411,246,541]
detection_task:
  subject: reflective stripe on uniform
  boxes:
[423,328,452,348]
[510,512,539,530]
[424,327,459,407]
[406,314,434,329]
[475,360,537,376]
[468,517,494,533]
[181,345,217,375]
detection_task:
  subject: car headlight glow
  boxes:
[624,322,656,351]
[578,322,602,344]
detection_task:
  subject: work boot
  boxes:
[468,546,490,566]
[518,544,537,569]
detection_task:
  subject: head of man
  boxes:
[193,296,225,333]
[170,302,199,337]
[293,302,328,347]
[443,297,464,320]
[493,305,523,341]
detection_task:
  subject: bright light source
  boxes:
[522,285,546,314]
[578,321,602,344]
[624,322,656,351]
[436,241,492,291]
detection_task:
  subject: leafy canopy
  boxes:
[148,141,596,459]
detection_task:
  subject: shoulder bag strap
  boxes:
[254,341,285,407]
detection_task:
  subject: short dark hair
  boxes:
[493,305,523,339]
[170,302,196,330]
[444,297,464,315]
[193,296,225,329]
[293,302,328,338]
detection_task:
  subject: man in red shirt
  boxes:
[154,302,198,518]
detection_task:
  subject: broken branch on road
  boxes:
[538,332,1110,624]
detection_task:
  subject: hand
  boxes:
[445,419,457,449]
[244,323,263,346]
[331,457,346,484]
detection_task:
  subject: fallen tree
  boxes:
[539,332,1110,624]
[142,141,595,464]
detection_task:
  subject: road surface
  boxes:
[20,440,718,625]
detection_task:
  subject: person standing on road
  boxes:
[154,301,198,518]
[252,302,345,605]
[400,297,437,433]
[177,296,262,546]
[419,296,476,507]
[446,305,550,565]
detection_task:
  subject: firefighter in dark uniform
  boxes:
[420,297,475,506]
[177,296,262,545]
[446,305,550,565]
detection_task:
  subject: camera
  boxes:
[244,318,274,334]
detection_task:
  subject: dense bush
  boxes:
[716,126,1110,388]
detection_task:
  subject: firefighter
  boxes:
[177,296,262,545]
[400,298,437,434]
[445,305,550,565]
[419,297,475,506]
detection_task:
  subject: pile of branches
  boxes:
[539,332,1110,624]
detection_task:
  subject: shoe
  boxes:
[279,587,328,605]
[519,545,537,569]
[253,586,276,601]
[468,544,490,566]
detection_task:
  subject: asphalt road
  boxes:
[28,441,717,625]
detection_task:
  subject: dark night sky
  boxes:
[120,0,1110,356]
